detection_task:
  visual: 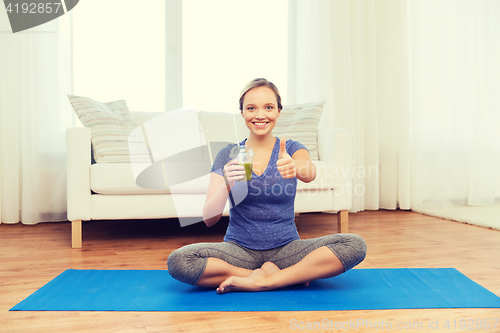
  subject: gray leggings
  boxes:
[167,233,367,286]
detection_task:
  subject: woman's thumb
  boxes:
[279,137,287,157]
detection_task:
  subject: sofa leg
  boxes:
[337,210,348,233]
[72,220,82,249]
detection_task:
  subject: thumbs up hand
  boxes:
[276,137,296,179]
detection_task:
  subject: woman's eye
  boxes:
[247,107,254,111]
[266,106,274,110]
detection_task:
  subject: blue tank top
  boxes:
[210,137,308,250]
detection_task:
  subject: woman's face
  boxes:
[241,86,280,136]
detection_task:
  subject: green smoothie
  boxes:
[238,162,253,182]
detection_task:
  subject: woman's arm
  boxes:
[292,149,316,183]
[203,160,244,227]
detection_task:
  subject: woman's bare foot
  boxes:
[260,261,280,274]
[217,268,269,294]
[217,262,311,293]
[261,261,309,287]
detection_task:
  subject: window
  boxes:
[73,0,165,111]
[73,0,287,113]
[182,0,288,113]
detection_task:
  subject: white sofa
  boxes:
[66,111,353,248]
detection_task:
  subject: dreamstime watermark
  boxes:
[3,0,79,33]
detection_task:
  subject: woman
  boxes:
[167,78,366,293]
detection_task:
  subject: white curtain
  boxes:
[288,0,500,212]
[0,13,74,224]
[409,0,500,208]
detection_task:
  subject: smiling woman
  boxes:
[166,78,366,294]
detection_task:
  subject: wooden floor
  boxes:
[1,210,499,332]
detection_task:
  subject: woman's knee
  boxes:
[167,246,206,286]
[345,234,367,269]
[327,233,367,271]
[346,233,367,267]
[166,248,184,280]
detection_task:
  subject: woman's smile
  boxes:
[252,121,269,129]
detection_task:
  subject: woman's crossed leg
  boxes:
[167,234,366,293]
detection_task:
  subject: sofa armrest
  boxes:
[66,127,91,221]
[318,128,352,211]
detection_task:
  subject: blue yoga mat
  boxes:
[10,268,500,311]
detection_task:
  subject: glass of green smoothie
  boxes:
[230,145,254,182]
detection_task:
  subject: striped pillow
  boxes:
[68,95,140,163]
[273,101,324,160]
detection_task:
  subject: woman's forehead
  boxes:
[243,87,278,105]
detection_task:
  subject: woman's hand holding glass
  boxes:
[223,159,245,189]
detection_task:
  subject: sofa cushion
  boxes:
[274,101,324,160]
[90,163,210,195]
[68,94,139,163]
